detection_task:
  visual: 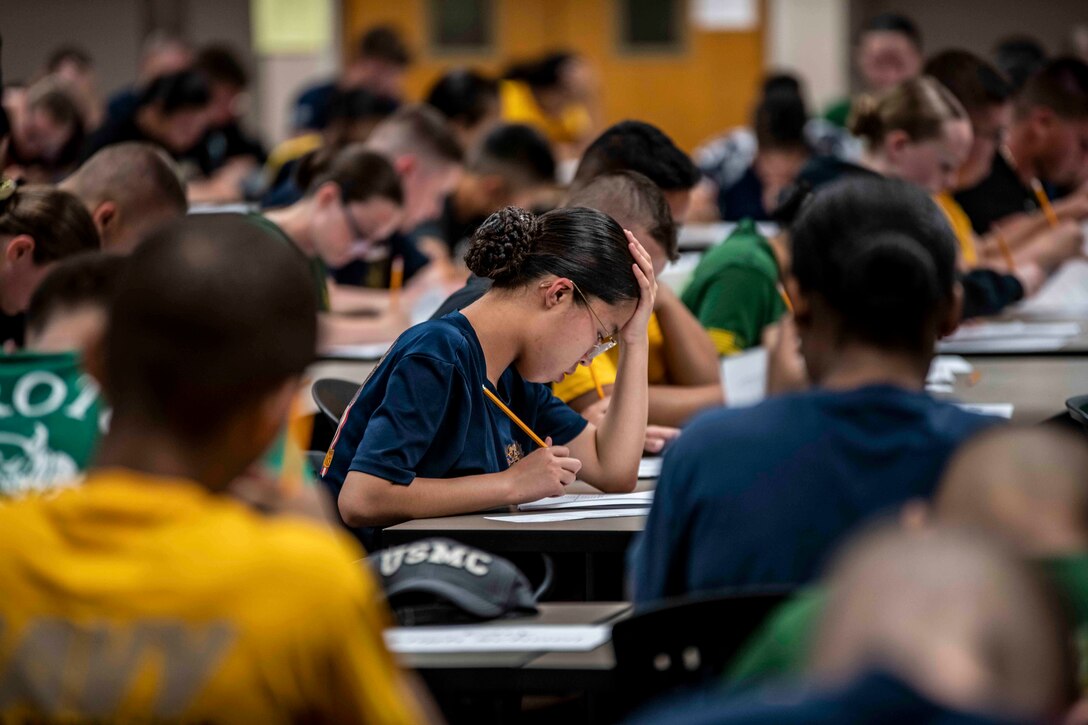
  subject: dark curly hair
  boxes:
[465,206,639,305]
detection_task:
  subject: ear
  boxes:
[882,129,912,162]
[4,235,34,264]
[481,174,507,199]
[394,154,417,178]
[313,181,341,207]
[938,282,965,339]
[541,277,573,311]
[93,201,117,234]
[1030,106,1056,137]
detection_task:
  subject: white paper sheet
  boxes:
[322,342,393,360]
[485,508,649,523]
[956,403,1014,419]
[937,337,1072,354]
[386,625,611,653]
[518,491,654,511]
[639,457,663,479]
[927,355,973,384]
[926,384,955,394]
[1016,259,1088,316]
[942,321,1080,342]
[722,347,768,408]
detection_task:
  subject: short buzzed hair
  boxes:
[936,426,1088,554]
[62,142,187,250]
[104,215,317,444]
[469,123,555,188]
[1015,56,1088,120]
[812,524,1075,717]
[565,170,678,261]
[366,104,463,167]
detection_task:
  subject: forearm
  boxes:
[338,471,514,527]
[585,342,649,491]
[655,288,721,385]
[647,383,723,427]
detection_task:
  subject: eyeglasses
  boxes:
[341,196,366,240]
[570,281,617,360]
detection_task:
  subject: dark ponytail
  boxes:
[294,143,403,205]
[790,177,956,353]
[466,206,639,304]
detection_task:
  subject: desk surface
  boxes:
[400,603,630,695]
[945,355,1088,424]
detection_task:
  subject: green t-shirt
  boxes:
[726,588,823,684]
[681,218,786,355]
[247,213,331,312]
[0,351,103,496]
[824,97,852,128]
[726,554,1088,688]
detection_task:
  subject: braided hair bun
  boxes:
[464,206,538,285]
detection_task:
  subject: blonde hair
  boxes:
[849,76,967,146]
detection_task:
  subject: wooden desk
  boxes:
[943,356,1088,424]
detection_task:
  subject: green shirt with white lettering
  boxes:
[0,351,103,496]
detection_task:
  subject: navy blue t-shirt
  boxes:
[321,311,588,507]
[629,385,998,603]
[625,671,1027,725]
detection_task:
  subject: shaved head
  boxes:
[811,524,1074,720]
[61,142,187,253]
[936,426,1088,556]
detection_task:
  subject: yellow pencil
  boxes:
[587,360,605,400]
[778,285,794,314]
[389,255,405,307]
[482,386,548,449]
[1030,178,1060,228]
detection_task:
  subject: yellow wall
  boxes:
[343,0,765,152]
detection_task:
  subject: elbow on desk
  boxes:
[590,473,638,494]
[337,477,403,528]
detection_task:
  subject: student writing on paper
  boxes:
[955,56,1088,237]
[629,177,999,603]
[259,145,410,345]
[923,52,1084,293]
[323,206,655,546]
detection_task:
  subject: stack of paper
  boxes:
[485,508,649,524]
[937,322,1080,354]
[518,491,654,511]
[386,625,610,653]
[639,457,663,479]
[955,403,1014,419]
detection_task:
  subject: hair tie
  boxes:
[0,177,17,212]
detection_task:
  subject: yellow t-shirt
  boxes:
[934,192,979,268]
[499,79,591,145]
[553,313,667,403]
[0,469,422,724]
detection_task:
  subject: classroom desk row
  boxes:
[397,602,629,696]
